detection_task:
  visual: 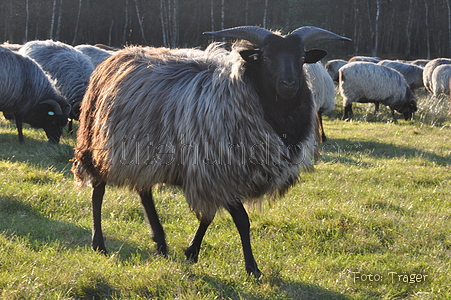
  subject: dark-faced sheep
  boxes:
[339,62,417,121]
[0,46,70,143]
[304,62,336,141]
[71,26,350,277]
[19,40,95,124]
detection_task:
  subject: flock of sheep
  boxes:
[0,25,449,277]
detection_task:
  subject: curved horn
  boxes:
[290,26,351,46]
[203,26,273,46]
[41,99,63,115]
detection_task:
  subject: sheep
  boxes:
[409,59,429,68]
[324,59,347,82]
[339,62,417,121]
[0,46,70,143]
[75,44,113,68]
[19,40,95,126]
[377,60,424,90]
[422,58,451,94]
[0,42,22,52]
[304,62,336,141]
[348,56,380,63]
[431,64,451,96]
[71,25,350,277]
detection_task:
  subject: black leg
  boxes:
[318,112,327,142]
[15,116,24,143]
[342,104,353,120]
[374,102,380,113]
[91,181,107,253]
[185,214,215,262]
[226,202,261,278]
[139,190,167,256]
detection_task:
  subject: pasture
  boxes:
[0,91,450,299]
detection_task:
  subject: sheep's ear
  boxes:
[240,49,262,63]
[304,49,328,63]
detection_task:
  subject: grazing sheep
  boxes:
[75,44,113,68]
[19,40,95,122]
[378,60,424,90]
[339,62,417,121]
[72,26,350,277]
[348,56,380,63]
[431,64,451,96]
[422,58,451,94]
[0,46,70,143]
[304,62,336,141]
[324,59,347,82]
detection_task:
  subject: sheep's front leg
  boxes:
[92,181,107,253]
[226,203,261,279]
[342,104,353,120]
[185,214,215,263]
[139,190,167,256]
[15,115,24,143]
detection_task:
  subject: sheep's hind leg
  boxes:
[139,190,167,256]
[185,214,215,263]
[91,181,107,253]
[226,202,262,279]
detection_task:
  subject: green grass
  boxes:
[0,92,450,299]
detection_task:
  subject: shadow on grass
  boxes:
[198,274,351,300]
[0,196,152,261]
[321,138,450,166]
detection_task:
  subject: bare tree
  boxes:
[134,0,148,45]
[49,0,57,39]
[263,0,268,28]
[447,0,451,54]
[55,0,63,41]
[24,0,29,43]
[72,0,82,45]
[372,0,380,57]
[425,1,430,59]
[123,0,129,44]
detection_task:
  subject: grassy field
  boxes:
[0,92,450,299]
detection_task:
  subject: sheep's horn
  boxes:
[290,26,351,46]
[41,99,63,115]
[203,26,273,46]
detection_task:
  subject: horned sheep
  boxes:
[304,62,336,141]
[19,40,95,122]
[339,62,417,121]
[71,26,350,277]
[0,46,70,143]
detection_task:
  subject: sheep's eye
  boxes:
[262,56,269,61]
[300,56,305,62]
[48,111,55,116]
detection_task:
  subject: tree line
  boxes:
[1,0,450,60]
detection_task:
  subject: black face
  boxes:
[240,35,327,100]
[23,102,68,143]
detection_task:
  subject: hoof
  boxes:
[184,247,199,263]
[92,244,108,255]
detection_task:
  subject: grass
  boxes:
[0,91,450,299]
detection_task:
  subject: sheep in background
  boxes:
[75,44,113,68]
[0,42,22,52]
[378,60,424,90]
[348,56,380,63]
[422,58,451,94]
[0,46,70,143]
[325,59,347,82]
[409,59,429,68]
[431,64,451,96]
[72,26,350,277]
[339,62,417,121]
[304,62,336,141]
[19,40,95,125]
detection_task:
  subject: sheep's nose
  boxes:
[282,79,296,88]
